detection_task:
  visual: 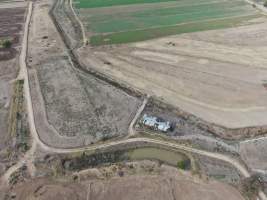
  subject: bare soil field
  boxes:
[77,18,267,138]
[196,154,241,185]
[0,7,25,42]
[0,5,26,60]
[240,139,267,171]
[0,1,27,175]
[3,163,245,200]
[27,0,140,147]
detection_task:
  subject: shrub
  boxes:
[177,160,186,170]
[240,174,263,199]
[264,1,267,7]
[2,40,12,48]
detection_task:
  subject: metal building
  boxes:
[141,114,171,132]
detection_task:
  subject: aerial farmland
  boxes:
[75,0,267,136]
[2,0,267,200]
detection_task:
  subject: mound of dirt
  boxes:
[2,178,86,200]
[6,167,244,200]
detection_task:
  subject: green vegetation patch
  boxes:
[74,0,176,9]
[90,14,261,46]
[63,147,191,171]
[8,80,24,137]
[75,0,263,45]
[8,80,30,152]
[0,39,12,48]
[87,0,252,33]
[211,174,227,180]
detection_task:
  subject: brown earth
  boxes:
[4,164,245,200]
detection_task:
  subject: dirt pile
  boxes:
[5,165,245,200]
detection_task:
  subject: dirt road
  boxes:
[128,96,149,137]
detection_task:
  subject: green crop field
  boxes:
[74,0,178,8]
[73,0,263,45]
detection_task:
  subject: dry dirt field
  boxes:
[0,0,27,174]
[0,1,27,61]
[4,163,245,200]
[0,0,27,136]
[27,0,141,148]
[240,138,267,171]
[77,16,267,132]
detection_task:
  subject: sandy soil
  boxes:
[77,18,267,130]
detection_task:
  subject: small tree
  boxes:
[2,40,12,48]
[177,160,186,170]
[240,174,263,200]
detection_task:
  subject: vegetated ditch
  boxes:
[61,146,191,172]
[0,80,30,176]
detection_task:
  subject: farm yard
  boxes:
[73,0,262,45]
